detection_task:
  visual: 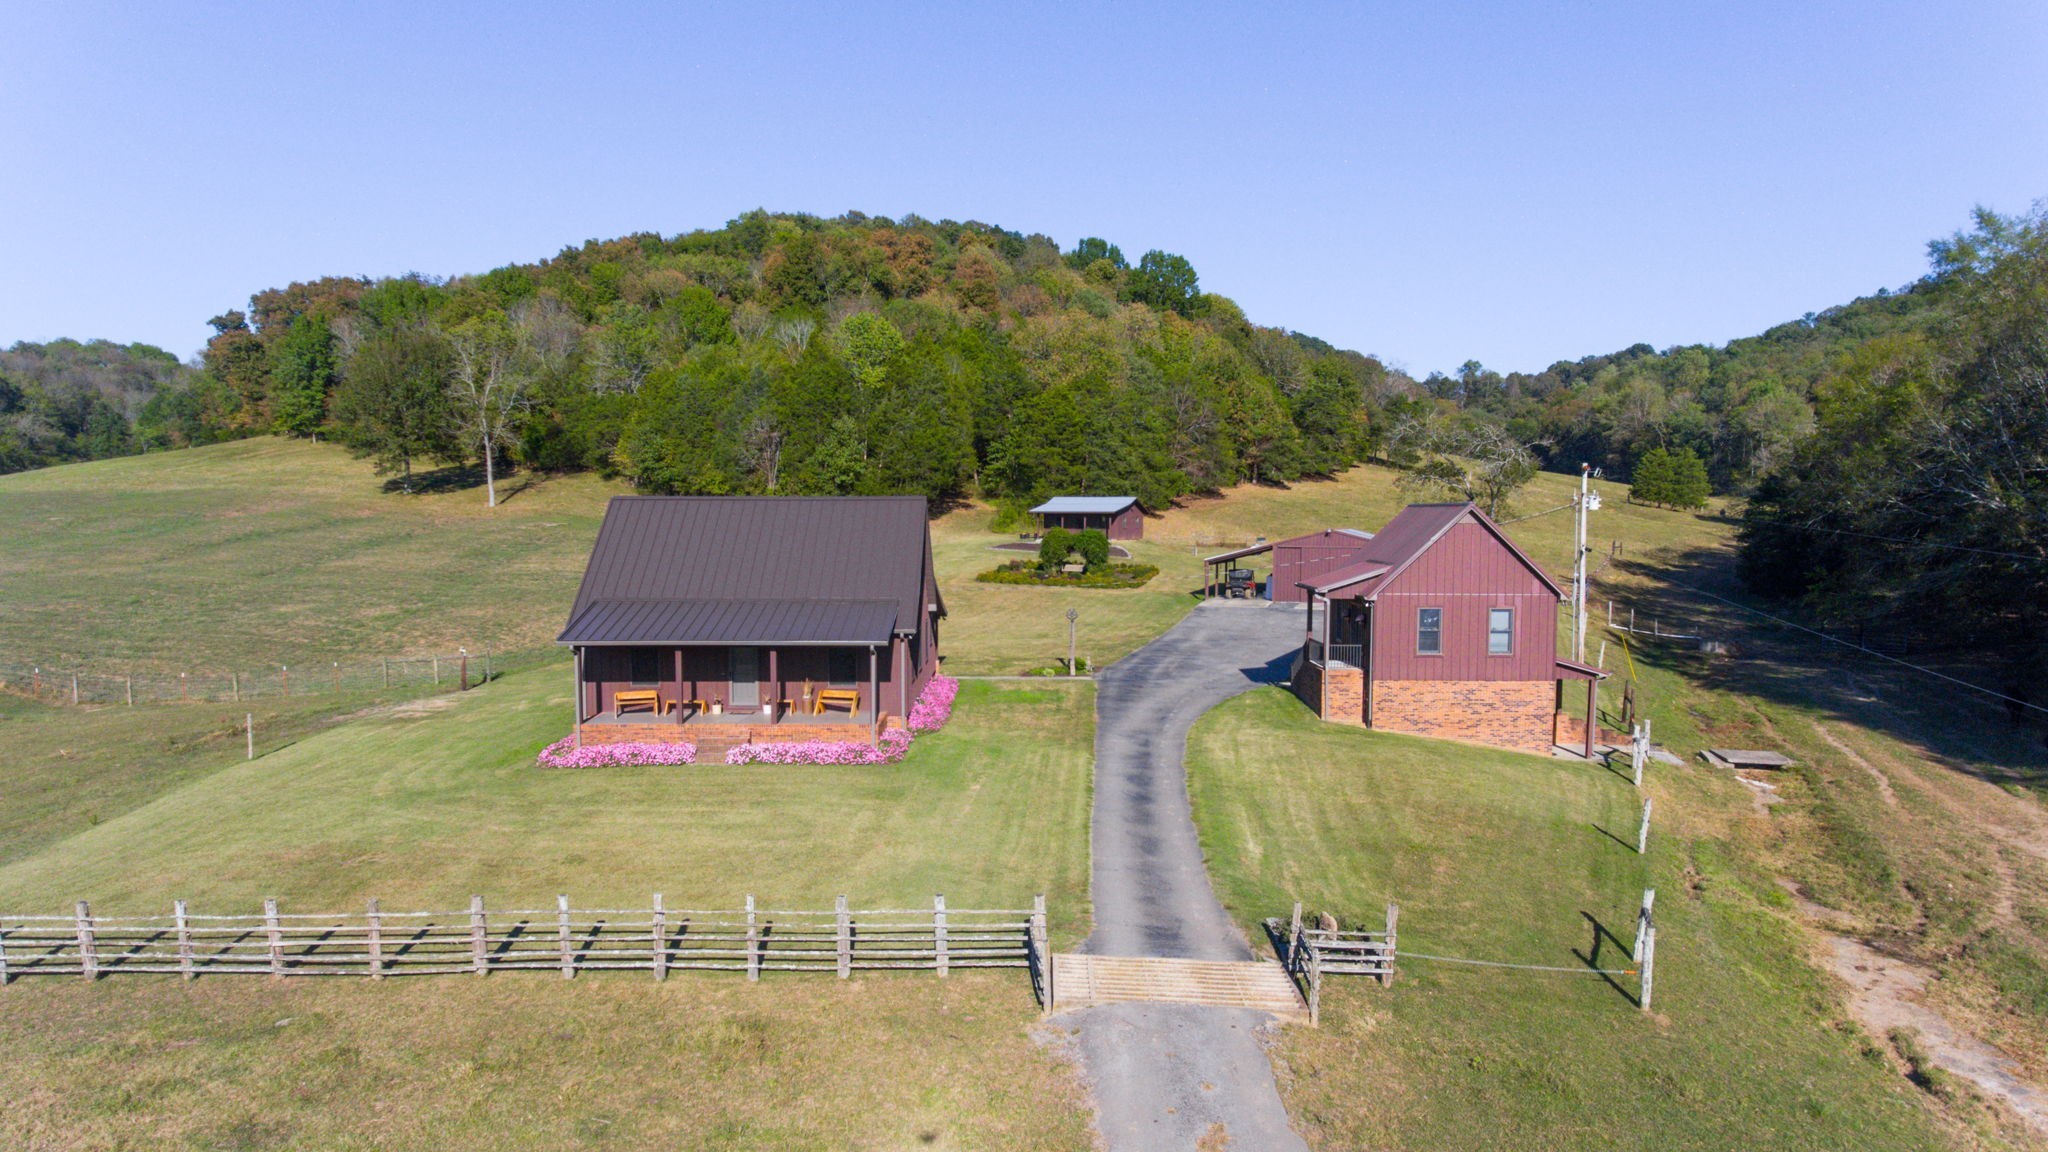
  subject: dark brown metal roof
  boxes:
[559,496,935,645]
[558,599,900,645]
[1312,503,1565,601]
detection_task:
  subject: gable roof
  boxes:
[1305,502,1565,601]
[1031,496,1139,515]
[558,496,938,645]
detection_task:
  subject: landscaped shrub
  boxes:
[908,674,959,732]
[976,561,1158,589]
[726,728,913,765]
[1037,527,1073,570]
[536,738,696,767]
[1072,529,1110,570]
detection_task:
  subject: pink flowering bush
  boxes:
[906,674,959,733]
[727,728,913,765]
[536,738,696,767]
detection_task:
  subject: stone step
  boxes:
[1051,953,1306,1018]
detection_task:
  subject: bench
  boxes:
[613,689,664,715]
[813,688,860,715]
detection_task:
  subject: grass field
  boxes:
[1186,688,1959,1151]
[0,669,1099,1148]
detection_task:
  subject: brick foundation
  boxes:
[1322,666,1366,726]
[1370,680,1556,755]
[578,720,885,749]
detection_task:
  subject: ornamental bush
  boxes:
[1037,527,1073,570]
[536,738,696,767]
[1072,529,1110,570]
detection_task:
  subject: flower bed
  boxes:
[536,738,696,768]
[908,674,959,732]
[727,728,912,765]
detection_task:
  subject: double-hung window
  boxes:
[1488,607,1514,655]
[1416,608,1443,655]
[629,648,662,686]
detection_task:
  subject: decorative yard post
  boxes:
[1066,608,1079,676]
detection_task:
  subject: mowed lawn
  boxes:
[1186,689,1950,1152]
[0,671,1099,1150]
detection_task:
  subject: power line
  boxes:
[1658,578,2048,716]
[1729,512,2048,564]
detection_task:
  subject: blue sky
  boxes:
[2,2,2044,375]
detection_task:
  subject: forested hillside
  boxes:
[0,340,199,472]
[120,211,1402,508]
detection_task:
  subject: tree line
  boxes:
[98,211,1402,510]
[0,340,198,473]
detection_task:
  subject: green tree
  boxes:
[1126,251,1199,315]
[1629,446,1677,505]
[1037,527,1074,571]
[1065,238,1126,270]
[269,315,338,438]
[1072,529,1111,570]
[332,324,458,492]
[838,312,905,389]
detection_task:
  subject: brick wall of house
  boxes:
[1323,665,1366,726]
[1292,658,1323,714]
[1372,680,1555,754]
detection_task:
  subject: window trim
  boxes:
[1416,607,1444,656]
[1487,606,1515,656]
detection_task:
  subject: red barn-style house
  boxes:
[557,496,944,757]
[1287,503,1607,756]
[1029,496,1144,540]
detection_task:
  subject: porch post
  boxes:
[572,646,584,747]
[898,636,909,719]
[869,645,880,739]
[1584,677,1597,759]
[675,648,684,725]
[767,648,779,722]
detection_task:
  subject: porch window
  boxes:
[1417,608,1442,655]
[1488,607,1514,655]
[629,648,662,686]
[827,648,860,687]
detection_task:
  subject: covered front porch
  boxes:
[568,639,905,751]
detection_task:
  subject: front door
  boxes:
[728,647,760,710]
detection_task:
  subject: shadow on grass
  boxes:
[1611,545,2048,789]
[1576,911,1642,1007]
[1590,823,1636,853]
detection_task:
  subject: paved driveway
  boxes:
[1066,600,1311,1151]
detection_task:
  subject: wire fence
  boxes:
[0,645,558,707]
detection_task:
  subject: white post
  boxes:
[470,896,488,975]
[71,673,79,705]
[246,713,254,760]
[1383,902,1400,987]
[1640,923,1657,1012]
[75,900,97,980]
[651,894,667,982]
[836,895,851,979]
[557,895,574,980]
[366,899,384,978]
[1638,797,1653,854]
[745,895,760,982]
[934,894,949,977]
[1632,889,1656,962]
[264,898,284,976]
[175,899,194,980]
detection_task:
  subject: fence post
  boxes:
[175,899,194,980]
[381,659,389,689]
[366,899,384,978]
[180,671,187,701]
[460,649,469,692]
[126,675,134,707]
[1030,894,1048,1007]
[280,665,287,697]
[75,900,97,980]
[1383,902,1400,987]
[651,894,667,981]
[1632,889,1656,962]
[1638,797,1653,855]
[1289,901,1304,971]
[835,894,851,979]
[433,656,440,686]
[1632,724,1646,787]
[470,896,488,976]
[745,895,760,982]
[332,661,340,692]
[484,647,492,684]
[557,895,574,980]
[264,898,284,977]
[0,913,9,984]
[1308,947,1322,1026]
[246,714,254,760]
[231,672,239,703]
[1640,923,1657,1012]
[72,673,79,705]
[933,894,949,978]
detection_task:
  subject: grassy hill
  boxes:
[4,439,2042,1148]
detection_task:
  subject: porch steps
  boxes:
[1051,953,1306,1018]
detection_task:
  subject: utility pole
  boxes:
[1573,462,1597,663]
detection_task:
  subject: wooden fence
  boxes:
[1267,902,1398,1024]
[0,895,1051,1000]
[0,645,547,708]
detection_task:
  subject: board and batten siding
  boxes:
[1368,521,1560,682]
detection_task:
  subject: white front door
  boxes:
[728,647,759,709]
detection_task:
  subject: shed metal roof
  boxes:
[559,496,939,645]
[1031,496,1139,515]
[558,599,901,645]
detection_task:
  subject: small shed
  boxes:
[1202,528,1376,603]
[1031,496,1144,540]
